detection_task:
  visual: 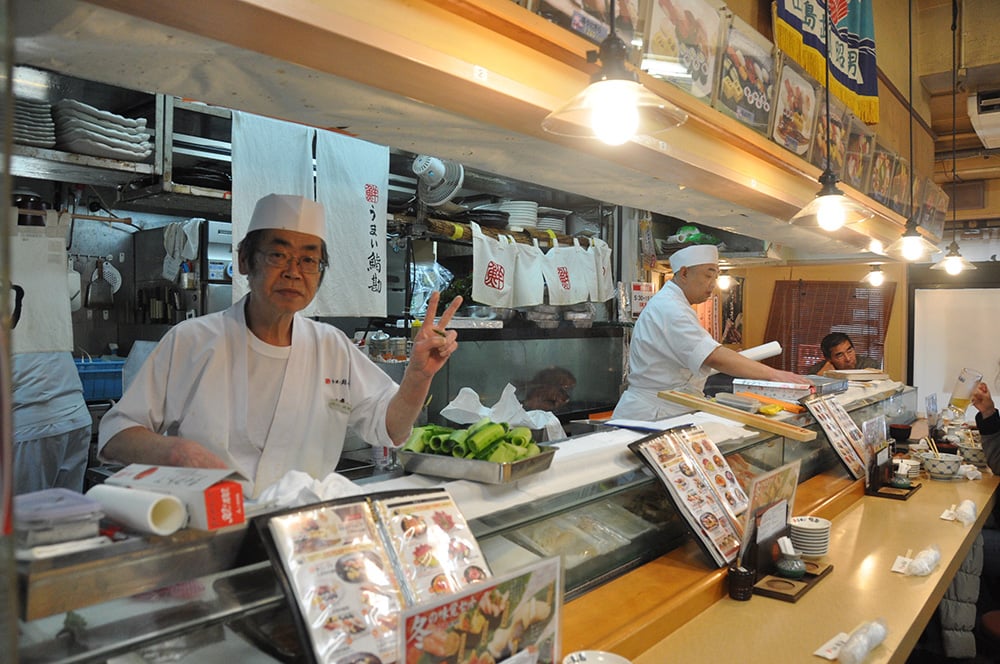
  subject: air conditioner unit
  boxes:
[967,90,1000,149]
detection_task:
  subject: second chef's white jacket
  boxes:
[99,295,398,497]
[613,280,720,421]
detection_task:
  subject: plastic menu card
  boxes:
[628,425,745,567]
[256,489,493,664]
[771,55,818,156]
[714,15,776,135]
[645,0,727,101]
[399,557,561,664]
[802,395,867,479]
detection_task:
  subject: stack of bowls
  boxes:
[788,515,831,558]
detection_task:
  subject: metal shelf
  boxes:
[10,144,154,188]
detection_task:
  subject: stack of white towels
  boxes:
[53,98,153,162]
[10,98,56,148]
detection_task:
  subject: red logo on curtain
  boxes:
[557,266,571,290]
[484,261,505,290]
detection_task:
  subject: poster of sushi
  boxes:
[889,157,911,217]
[645,0,727,101]
[771,55,818,156]
[713,15,776,135]
[842,116,876,191]
[808,92,850,178]
[867,140,897,207]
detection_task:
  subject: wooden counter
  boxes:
[630,474,999,663]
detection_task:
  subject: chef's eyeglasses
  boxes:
[258,250,327,274]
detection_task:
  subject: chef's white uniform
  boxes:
[613,280,720,421]
[99,295,398,497]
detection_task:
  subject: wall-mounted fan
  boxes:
[411,155,465,211]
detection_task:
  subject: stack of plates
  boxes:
[11,99,56,148]
[788,516,831,558]
[537,206,570,234]
[499,200,538,231]
[52,98,153,162]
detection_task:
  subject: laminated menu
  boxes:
[714,15,776,135]
[628,425,747,567]
[889,156,912,216]
[809,92,850,178]
[257,489,492,664]
[645,0,727,101]
[917,178,949,240]
[802,395,867,479]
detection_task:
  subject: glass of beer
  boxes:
[947,368,983,420]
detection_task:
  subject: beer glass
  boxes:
[947,368,983,420]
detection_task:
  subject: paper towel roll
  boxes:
[86,484,187,536]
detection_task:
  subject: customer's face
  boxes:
[677,263,719,304]
[240,229,323,316]
[826,340,857,370]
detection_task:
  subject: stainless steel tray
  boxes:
[396,447,556,484]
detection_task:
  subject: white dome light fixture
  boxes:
[542,0,687,146]
[861,265,885,287]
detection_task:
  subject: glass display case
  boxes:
[15,386,915,662]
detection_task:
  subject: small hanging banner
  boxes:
[773,0,879,125]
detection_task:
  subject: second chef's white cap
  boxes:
[247,194,327,242]
[669,244,719,271]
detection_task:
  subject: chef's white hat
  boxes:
[247,194,327,242]
[669,244,719,271]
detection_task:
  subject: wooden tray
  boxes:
[867,481,922,501]
[753,560,833,603]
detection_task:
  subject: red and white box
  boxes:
[106,465,246,531]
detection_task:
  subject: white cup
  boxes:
[563,651,633,664]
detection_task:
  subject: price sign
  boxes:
[630,282,654,319]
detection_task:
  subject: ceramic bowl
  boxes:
[563,652,632,664]
[956,443,987,468]
[918,452,963,478]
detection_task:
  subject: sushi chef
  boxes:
[99,194,461,496]
[613,244,806,420]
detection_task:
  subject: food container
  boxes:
[918,452,963,479]
[397,447,556,484]
[14,488,104,548]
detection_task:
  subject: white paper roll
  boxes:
[708,341,783,374]
[86,484,187,536]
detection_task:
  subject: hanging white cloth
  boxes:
[230,111,315,302]
[10,210,73,353]
[314,130,389,316]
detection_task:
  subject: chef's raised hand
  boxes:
[409,291,462,378]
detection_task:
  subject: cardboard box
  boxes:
[106,465,246,531]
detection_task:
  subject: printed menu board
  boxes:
[918,178,949,240]
[258,489,493,664]
[771,56,818,156]
[645,0,727,101]
[889,157,912,216]
[629,425,746,567]
[714,16,776,135]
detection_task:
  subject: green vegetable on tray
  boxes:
[402,418,542,463]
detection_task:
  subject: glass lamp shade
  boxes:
[930,241,977,274]
[884,223,940,262]
[789,173,874,232]
[861,266,885,287]
[542,79,687,145]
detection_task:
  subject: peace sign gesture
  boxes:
[408,292,462,379]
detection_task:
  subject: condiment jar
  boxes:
[775,552,806,579]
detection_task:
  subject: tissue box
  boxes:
[106,465,246,531]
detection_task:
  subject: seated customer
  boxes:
[808,332,881,375]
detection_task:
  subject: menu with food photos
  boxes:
[257,489,492,664]
[628,425,746,567]
[801,395,867,479]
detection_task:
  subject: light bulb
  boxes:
[943,255,963,275]
[717,274,733,290]
[867,269,885,287]
[816,195,846,231]
[590,80,639,145]
[900,235,925,261]
[868,239,884,255]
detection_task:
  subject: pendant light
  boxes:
[861,264,885,287]
[789,1,873,232]
[885,0,939,262]
[931,0,976,275]
[542,0,687,145]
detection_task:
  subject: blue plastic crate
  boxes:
[75,358,125,401]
